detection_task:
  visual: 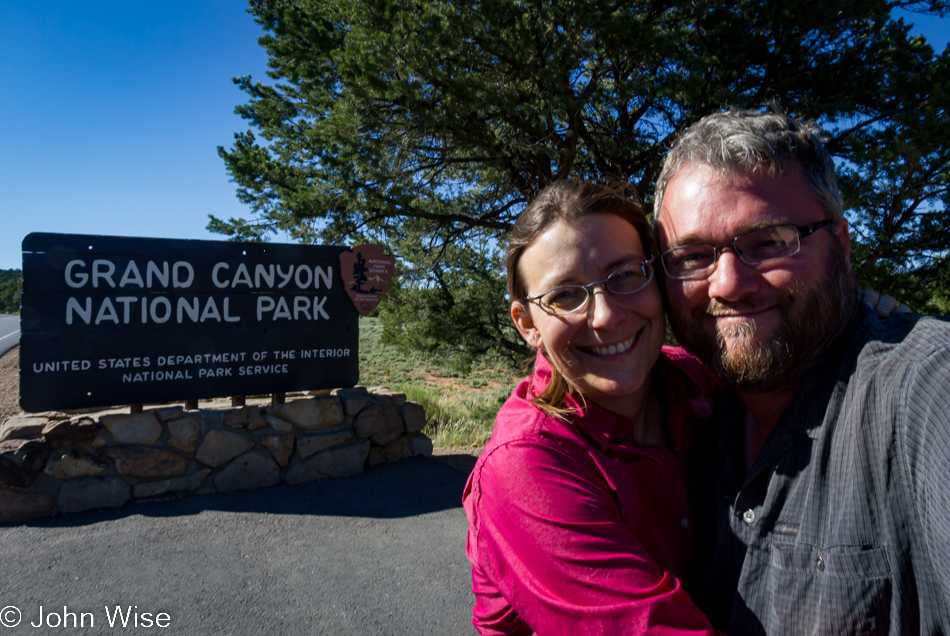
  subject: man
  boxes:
[653,108,950,634]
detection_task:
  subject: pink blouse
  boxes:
[463,347,722,635]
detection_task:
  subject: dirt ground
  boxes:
[0,346,19,423]
[0,345,480,474]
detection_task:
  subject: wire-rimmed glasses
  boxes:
[660,220,835,281]
[524,258,655,316]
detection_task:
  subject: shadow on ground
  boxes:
[13,455,470,529]
[0,455,475,635]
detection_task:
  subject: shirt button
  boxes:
[815,555,825,572]
[742,509,755,525]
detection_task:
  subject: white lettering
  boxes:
[118,261,145,287]
[257,296,275,320]
[92,260,116,288]
[275,264,293,288]
[178,297,200,322]
[146,261,169,288]
[150,297,172,323]
[254,264,274,288]
[172,261,194,288]
[293,296,311,319]
[212,262,229,288]
[104,606,132,627]
[114,296,137,323]
[294,266,312,289]
[314,265,333,289]
[313,296,329,320]
[32,359,92,372]
[65,260,89,288]
[66,297,92,324]
[273,296,291,320]
[231,263,253,288]
[238,363,290,376]
[95,297,119,324]
[223,297,240,322]
[200,297,222,322]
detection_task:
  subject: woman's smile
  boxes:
[511,213,666,415]
[579,331,640,357]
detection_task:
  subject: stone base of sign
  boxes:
[0,387,432,523]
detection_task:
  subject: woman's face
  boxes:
[512,213,665,415]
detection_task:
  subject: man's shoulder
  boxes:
[843,312,950,418]
[854,312,950,364]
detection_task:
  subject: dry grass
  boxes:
[0,347,19,423]
[2,316,520,453]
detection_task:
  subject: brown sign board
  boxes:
[339,243,396,316]
[19,233,360,412]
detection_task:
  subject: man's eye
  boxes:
[676,249,714,267]
[739,234,792,259]
[747,237,780,250]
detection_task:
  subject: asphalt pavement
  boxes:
[0,315,18,357]
[0,456,476,635]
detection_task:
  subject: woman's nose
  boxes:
[587,286,626,329]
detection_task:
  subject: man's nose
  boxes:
[706,248,759,302]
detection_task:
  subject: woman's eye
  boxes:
[610,269,645,291]
[544,287,584,309]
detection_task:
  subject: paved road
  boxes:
[0,456,475,635]
[0,314,18,357]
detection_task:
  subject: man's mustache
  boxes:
[705,299,778,317]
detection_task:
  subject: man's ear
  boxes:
[511,302,543,349]
[834,218,852,271]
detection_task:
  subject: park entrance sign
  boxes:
[19,233,368,413]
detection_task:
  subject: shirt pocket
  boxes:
[760,542,892,635]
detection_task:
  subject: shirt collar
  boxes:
[721,289,871,442]
[527,350,619,450]
[782,293,870,439]
[528,348,712,453]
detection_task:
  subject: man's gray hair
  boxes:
[653,109,844,223]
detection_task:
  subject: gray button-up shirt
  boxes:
[689,303,950,635]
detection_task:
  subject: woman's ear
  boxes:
[511,302,543,349]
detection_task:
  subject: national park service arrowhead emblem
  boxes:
[339,244,395,316]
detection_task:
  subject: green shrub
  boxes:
[0,271,21,315]
[358,315,522,446]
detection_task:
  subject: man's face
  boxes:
[655,162,855,393]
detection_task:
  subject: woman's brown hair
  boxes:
[506,179,658,417]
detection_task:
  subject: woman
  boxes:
[462,180,721,635]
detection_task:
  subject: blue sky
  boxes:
[1,4,947,271]
[1,1,270,270]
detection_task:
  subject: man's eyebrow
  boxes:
[665,219,796,249]
[665,232,710,249]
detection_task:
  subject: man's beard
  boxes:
[670,249,855,393]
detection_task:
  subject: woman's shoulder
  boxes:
[469,383,594,485]
[465,396,604,527]
[487,382,581,450]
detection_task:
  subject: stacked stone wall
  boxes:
[0,387,432,523]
